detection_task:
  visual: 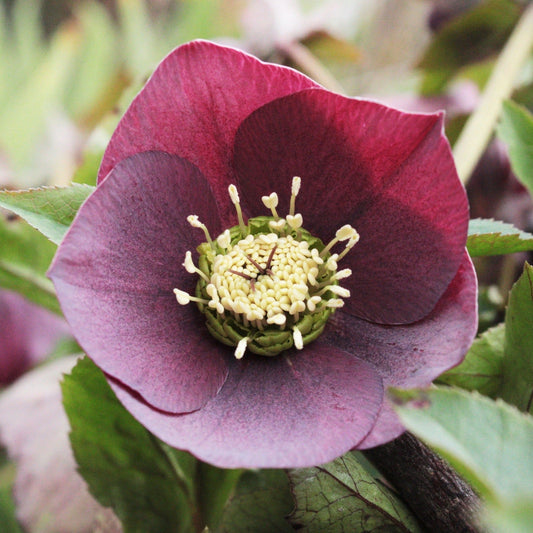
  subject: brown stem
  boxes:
[363,432,482,533]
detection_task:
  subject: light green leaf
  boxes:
[288,451,422,532]
[0,456,23,533]
[62,356,197,533]
[0,184,94,244]
[391,387,533,504]
[484,499,533,533]
[0,216,59,313]
[216,470,294,533]
[500,263,533,412]
[498,100,533,196]
[438,323,504,396]
[0,23,80,175]
[467,218,533,256]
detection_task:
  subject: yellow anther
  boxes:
[336,224,357,241]
[326,298,344,308]
[183,251,210,283]
[187,215,214,250]
[269,219,286,233]
[262,192,279,219]
[289,176,301,216]
[235,337,249,359]
[267,313,286,326]
[173,288,208,306]
[334,268,352,280]
[326,254,339,271]
[307,295,322,312]
[286,213,303,230]
[174,288,191,305]
[217,229,231,250]
[321,224,358,257]
[293,326,303,349]
[327,285,351,298]
[183,251,196,274]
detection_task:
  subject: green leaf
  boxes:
[61,356,197,533]
[216,469,294,533]
[0,458,23,533]
[0,484,24,533]
[500,263,533,412]
[498,100,533,196]
[438,323,504,396]
[467,218,533,256]
[418,0,520,94]
[0,184,94,244]
[288,451,422,532]
[484,499,533,533]
[0,216,59,313]
[391,386,533,504]
[198,464,243,531]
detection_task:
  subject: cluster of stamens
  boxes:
[174,177,359,359]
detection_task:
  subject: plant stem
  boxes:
[453,2,533,184]
[364,432,482,533]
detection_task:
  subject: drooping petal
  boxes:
[0,357,121,533]
[109,343,384,469]
[0,289,70,385]
[233,89,469,324]
[98,40,318,226]
[49,152,228,413]
[322,251,478,388]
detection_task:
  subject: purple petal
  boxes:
[0,289,70,385]
[98,40,318,226]
[109,344,384,469]
[233,89,469,324]
[0,357,121,533]
[49,152,228,413]
[355,399,405,450]
[322,251,478,388]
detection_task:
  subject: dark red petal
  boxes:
[109,344,384,469]
[98,40,318,226]
[234,90,469,324]
[322,251,478,387]
[355,399,405,450]
[49,152,228,413]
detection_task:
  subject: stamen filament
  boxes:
[229,184,247,234]
[320,224,358,257]
[173,288,208,306]
[187,215,215,250]
[337,234,360,262]
[289,176,301,216]
[183,251,210,283]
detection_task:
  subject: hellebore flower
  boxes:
[0,289,70,386]
[49,40,477,468]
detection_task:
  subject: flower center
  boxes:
[174,177,359,359]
